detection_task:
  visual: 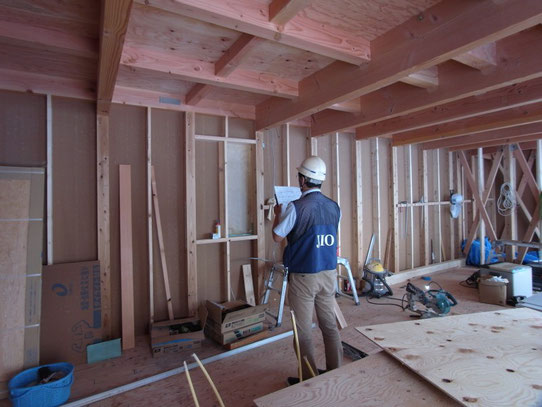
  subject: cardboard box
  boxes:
[40,261,103,365]
[479,277,507,306]
[205,300,267,333]
[150,310,207,357]
[204,322,264,345]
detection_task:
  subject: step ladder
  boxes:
[336,257,360,305]
[261,263,289,327]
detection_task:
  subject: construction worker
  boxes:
[272,155,342,385]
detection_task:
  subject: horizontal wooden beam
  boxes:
[314,29,542,137]
[399,67,438,89]
[184,83,213,106]
[97,0,133,114]
[449,133,542,152]
[393,101,542,146]
[121,45,298,98]
[467,141,537,156]
[0,68,95,100]
[256,0,542,131]
[423,122,542,150]
[113,86,256,119]
[215,34,262,77]
[329,99,361,113]
[269,0,313,26]
[136,0,370,64]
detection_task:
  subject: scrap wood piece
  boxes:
[224,329,269,350]
[151,166,174,321]
[333,298,347,329]
[357,308,542,407]
[242,264,256,306]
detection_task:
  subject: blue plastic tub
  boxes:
[8,362,74,407]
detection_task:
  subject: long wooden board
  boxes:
[357,308,542,407]
[254,351,458,407]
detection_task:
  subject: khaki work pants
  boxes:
[288,269,343,379]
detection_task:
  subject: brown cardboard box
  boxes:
[204,322,264,345]
[205,300,267,333]
[479,277,507,306]
[40,261,103,365]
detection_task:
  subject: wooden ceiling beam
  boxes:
[185,83,212,106]
[392,101,542,146]
[399,67,438,89]
[121,45,298,98]
[97,0,133,114]
[256,0,542,131]
[269,0,313,26]
[135,0,370,65]
[449,133,542,152]
[355,75,542,140]
[472,141,538,155]
[422,122,542,150]
[314,28,542,137]
[329,99,361,113]
[215,34,261,77]
[452,42,497,72]
[0,20,97,59]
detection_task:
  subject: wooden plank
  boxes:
[435,150,443,262]
[477,149,486,264]
[371,138,381,259]
[255,131,266,300]
[282,124,290,185]
[215,34,261,77]
[135,0,370,64]
[268,0,312,26]
[333,298,347,329]
[391,146,400,273]
[254,352,458,407]
[256,0,542,130]
[449,152,455,260]
[119,165,135,350]
[358,308,542,407]
[97,114,111,339]
[151,166,174,320]
[406,145,414,268]
[146,107,154,324]
[513,145,540,200]
[121,46,298,99]
[386,259,464,286]
[421,150,430,265]
[224,330,269,350]
[242,264,256,306]
[97,0,132,114]
[354,140,364,273]
[332,133,341,251]
[46,94,53,265]
[449,133,542,152]
[185,83,213,106]
[185,111,198,315]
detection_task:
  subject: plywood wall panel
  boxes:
[151,109,187,320]
[230,241,253,303]
[195,140,220,239]
[0,90,46,167]
[316,134,332,198]
[227,143,256,235]
[196,244,223,302]
[52,97,97,263]
[196,114,224,136]
[229,117,254,139]
[109,104,148,336]
[379,139,391,264]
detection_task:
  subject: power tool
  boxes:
[404,282,457,318]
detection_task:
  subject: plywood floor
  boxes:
[0,267,508,406]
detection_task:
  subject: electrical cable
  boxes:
[365,295,404,309]
[497,182,516,216]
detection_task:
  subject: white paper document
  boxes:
[274,186,301,206]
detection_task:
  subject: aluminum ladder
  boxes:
[261,263,289,327]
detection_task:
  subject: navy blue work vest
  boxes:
[283,191,340,274]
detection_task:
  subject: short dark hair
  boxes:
[298,173,322,188]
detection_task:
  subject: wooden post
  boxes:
[255,131,265,300]
[456,154,464,243]
[46,94,53,265]
[185,111,198,315]
[354,140,364,275]
[224,117,231,301]
[434,149,443,262]
[391,146,400,273]
[282,123,290,186]
[477,148,485,265]
[421,150,430,265]
[537,140,542,260]
[119,165,135,350]
[406,145,414,269]
[371,137,381,259]
[332,133,341,252]
[146,107,154,324]
[449,151,455,260]
[504,145,517,261]
[97,113,111,339]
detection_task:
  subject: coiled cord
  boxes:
[497,182,516,216]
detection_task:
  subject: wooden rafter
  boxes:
[97,0,133,114]
[448,133,542,152]
[185,83,213,106]
[458,151,498,241]
[256,0,542,131]
[355,76,542,141]
[215,34,261,77]
[392,101,542,146]
[121,45,298,98]
[320,29,542,138]
[136,0,370,64]
[269,0,312,26]
[461,150,503,258]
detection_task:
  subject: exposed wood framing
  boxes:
[371,138,381,259]
[215,34,261,77]
[136,0,371,64]
[400,66,438,89]
[224,117,231,301]
[268,0,312,26]
[151,166,174,320]
[97,113,111,339]
[255,131,265,300]
[421,150,430,266]
[46,94,53,265]
[282,124,290,186]
[119,164,135,350]
[448,152,455,259]
[538,140,542,260]
[452,42,496,72]
[97,0,132,114]
[185,111,197,315]
[435,150,443,262]
[406,145,414,269]
[354,140,363,274]
[269,1,542,132]
[449,133,542,152]
[146,108,154,323]
[391,146,399,273]
[477,149,486,265]
[332,133,341,252]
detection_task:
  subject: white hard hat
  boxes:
[297,156,326,181]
